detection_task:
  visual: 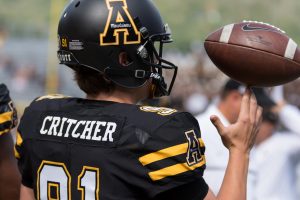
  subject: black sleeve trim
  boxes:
[152,177,209,200]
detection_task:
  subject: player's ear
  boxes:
[118,52,131,66]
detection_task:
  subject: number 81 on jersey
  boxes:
[37,161,100,200]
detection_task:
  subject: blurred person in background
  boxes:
[184,93,209,115]
[253,87,300,200]
[0,83,20,200]
[196,79,256,200]
[271,85,300,136]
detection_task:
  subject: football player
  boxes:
[16,0,262,200]
[0,83,20,200]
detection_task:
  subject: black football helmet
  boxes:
[57,0,177,97]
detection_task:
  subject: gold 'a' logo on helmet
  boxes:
[100,0,141,46]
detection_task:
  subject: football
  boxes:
[204,21,300,87]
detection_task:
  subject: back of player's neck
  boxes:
[86,92,138,104]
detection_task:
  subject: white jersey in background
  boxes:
[253,132,300,200]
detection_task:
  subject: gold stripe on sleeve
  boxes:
[148,156,206,181]
[139,139,205,166]
[16,132,23,146]
[139,143,188,166]
[0,129,10,136]
[14,146,20,159]
[0,111,13,124]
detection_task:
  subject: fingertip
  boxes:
[210,115,225,133]
[250,92,257,101]
[241,87,251,102]
[210,115,217,123]
[210,115,221,126]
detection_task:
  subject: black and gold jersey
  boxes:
[0,110,12,136]
[0,84,17,136]
[15,95,208,200]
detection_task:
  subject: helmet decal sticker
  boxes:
[61,36,68,49]
[100,0,141,46]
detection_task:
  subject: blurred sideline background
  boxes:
[0,0,300,196]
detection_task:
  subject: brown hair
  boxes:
[73,66,115,96]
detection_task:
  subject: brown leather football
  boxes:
[204,21,300,87]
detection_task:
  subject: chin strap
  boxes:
[105,68,166,83]
[104,68,151,79]
[104,68,168,97]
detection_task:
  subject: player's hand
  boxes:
[0,84,18,135]
[210,88,262,153]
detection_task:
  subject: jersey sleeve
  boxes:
[14,106,34,188]
[0,84,17,136]
[137,112,208,198]
[152,178,209,200]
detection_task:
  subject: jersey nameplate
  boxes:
[38,113,124,146]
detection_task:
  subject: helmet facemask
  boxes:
[128,24,178,97]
